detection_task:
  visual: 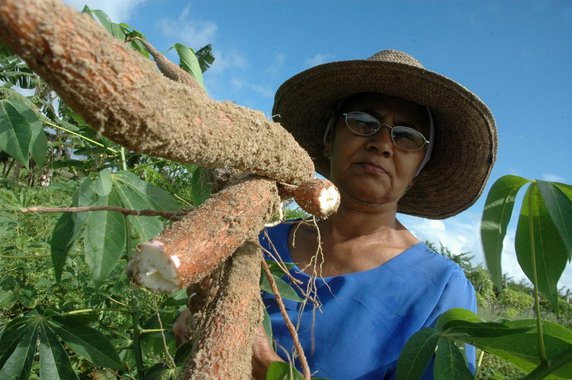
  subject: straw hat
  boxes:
[272,49,497,219]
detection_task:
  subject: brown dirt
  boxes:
[0,0,314,185]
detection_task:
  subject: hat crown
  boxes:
[368,50,424,69]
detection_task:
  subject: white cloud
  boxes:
[304,53,332,68]
[399,212,572,292]
[155,5,217,49]
[63,0,145,23]
[266,53,286,76]
[208,49,248,74]
[540,173,566,183]
[229,78,272,98]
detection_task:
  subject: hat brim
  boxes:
[272,60,497,219]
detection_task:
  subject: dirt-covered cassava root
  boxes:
[127,177,281,292]
[186,243,263,379]
[279,178,340,218]
[0,0,314,186]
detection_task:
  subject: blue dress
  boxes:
[260,222,476,380]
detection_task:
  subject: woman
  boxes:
[253,50,497,379]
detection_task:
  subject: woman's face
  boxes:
[324,93,429,209]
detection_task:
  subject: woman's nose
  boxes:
[365,126,394,156]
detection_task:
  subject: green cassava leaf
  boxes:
[112,175,163,243]
[173,43,205,87]
[435,308,482,332]
[92,168,113,197]
[396,328,440,380]
[113,170,180,212]
[195,44,215,73]
[265,361,304,380]
[262,307,274,347]
[261,273,303,302]
[191,166,212,206]
[84,188,127,284]
[0,99,33,168]
[515,184,568,309]
[434,337,473,380]
[50,177,97,281]
[50,212,76,282]
[480,175,531,289]
[50,324,122,369]
[502,319,572,344]
[537,181,572,261]
[29,115,48,168]
[82,6,125,40]
[0,323,38,380]
[39,324,78,380]
[464,330,572,378]
[6,99,47,168]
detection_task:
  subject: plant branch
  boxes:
[20,205,186,220]
[130,288,144,378]
[261,259,311,380]
[42,118,120,154]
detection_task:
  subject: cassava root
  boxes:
[278,178,340,219]
[0,0,314,186]
[127,176,281,292]
[186,243,263,379]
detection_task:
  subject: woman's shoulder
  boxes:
[399,242,472,287]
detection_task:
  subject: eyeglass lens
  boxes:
[343,112,428,151]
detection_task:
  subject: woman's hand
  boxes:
[252,324,283,379]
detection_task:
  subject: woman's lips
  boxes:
[356,162,390,176]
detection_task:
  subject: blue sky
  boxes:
[64,0,572,291]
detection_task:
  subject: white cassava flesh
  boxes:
[317,184,341,217]
[128,240,181,292]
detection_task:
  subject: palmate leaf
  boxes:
[537,181,572,261]
[0,323,38,380]
[84,188,127,284]
[39,324,78,380]
[434,337,473,380]
[50,323,123,370]
[50,177,97,281]
[480,175,531,289]
[0,99,32,168]
[515,184,568,309]
[111,175,163,243]
[173,43,205,87]
[113,171,180,212]
[396,328,440,380]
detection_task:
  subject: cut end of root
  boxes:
[317,183,341,217]
[294,178,340,219]
[127,240,181,293]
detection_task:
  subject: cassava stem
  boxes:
[132,37,206,95]
[0,0,314,186]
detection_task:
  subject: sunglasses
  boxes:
[342,112,430,152]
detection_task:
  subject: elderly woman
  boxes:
[254,50,497,379]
